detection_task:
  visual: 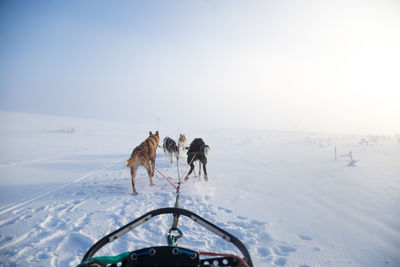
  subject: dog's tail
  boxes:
[125,152,140,168]
[125,159,132,168]
[203,145,210,157]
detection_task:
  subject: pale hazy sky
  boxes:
[1,0,399,134]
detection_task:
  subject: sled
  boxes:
[78,207,253,267]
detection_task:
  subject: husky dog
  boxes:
[178,134,187,153]
[126,131,160,195]
[185,138,210,181]
[163,137,179,163]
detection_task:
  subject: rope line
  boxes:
[178,155,196,184]
[156,148,203,249]
[155,151,196,193]
[154,168,178,191]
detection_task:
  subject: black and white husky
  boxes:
[185,138,210,181]
[163,137,179,163]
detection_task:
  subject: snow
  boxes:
[0,111,399,266]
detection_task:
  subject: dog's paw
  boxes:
[150,182,155,186]
[204,176,208,182]
[185,175,189,181]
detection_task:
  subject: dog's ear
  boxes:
[155,131,159,137]
[149,131,153,136]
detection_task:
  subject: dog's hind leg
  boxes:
[185,163,195,181]
[199,162,202,178]
[203,161,208,182]
[193,161,198,177]
[144,160,155,186]
[185,155,195,181]
[130,167,138,195]
[151,158,156,177]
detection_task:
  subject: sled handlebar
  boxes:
[82,207,253,267]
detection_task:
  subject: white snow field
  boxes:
[0,111,399,266]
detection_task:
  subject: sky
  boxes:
[0,0,399,135]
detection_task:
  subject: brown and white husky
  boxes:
[126,131,160,195]
[177,134,187,154]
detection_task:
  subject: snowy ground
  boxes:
[0,111,399,266]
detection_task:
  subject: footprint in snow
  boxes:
[39,215,59,229]
[54,232,93,266]
[274,257,287,266]
[33,206,46,212]
[73,212,93,231]
[273,245,296,256]
[298,234,312,241]
[257,247,271,257]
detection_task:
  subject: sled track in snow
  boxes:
[0,159,124,216]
